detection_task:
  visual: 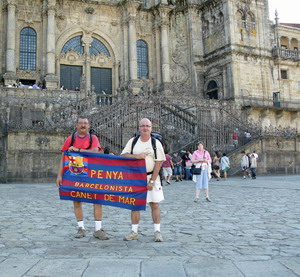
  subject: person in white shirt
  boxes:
[121,118,166,242]
[250,154,257,179]
[240,151,249,179]
[220,153,230,180]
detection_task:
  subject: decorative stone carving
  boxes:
[85,6,94,14]
[82,34,93,50]
[90,52,114,67]
[36,136,50,147]
[158,7,171,26]
[171,64,189,84]
[7,0,17,6]
[60,50,85,64]
[136,12,153,36]
[16,70,41,80]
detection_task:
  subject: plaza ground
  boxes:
[0,175,300,276]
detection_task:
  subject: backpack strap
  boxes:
[69,131,76,147]
[151,135,157,159]
[131,135,158,159]
[87,132,93,149]
[130,135,140,154]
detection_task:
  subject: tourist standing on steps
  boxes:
[56,116,109,240]
[121,118,166,242]
[191,142,212,203]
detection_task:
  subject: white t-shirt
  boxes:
[121,137,166,173]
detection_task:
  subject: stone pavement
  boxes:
[0,175,300,277]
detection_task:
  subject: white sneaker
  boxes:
[154,231,163,242]
[123,231,138,241]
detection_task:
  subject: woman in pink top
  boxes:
[191,141,212,203]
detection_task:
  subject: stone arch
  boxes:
[56,26,118,94]
[237,9,246,23]
[56,26,117,61]
[136,39,149,79]
[291,38,298,50]
[247,11,255,22]
[61,35,84,54]
[205,79,219,100]
[247,11,255,30]
[19,27,37,71]
[280,36,289,48]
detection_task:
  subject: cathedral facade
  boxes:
[1,0,299,130]
[1,0,300,182]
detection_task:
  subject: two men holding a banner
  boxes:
[56,116,109,240]
[121,118,166,242]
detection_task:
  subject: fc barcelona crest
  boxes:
[67,155,85,175]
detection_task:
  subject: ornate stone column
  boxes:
[82,34,93,95]
[159,7,171,84]
[121,16,129,84]
[128,15,137,80]
[186,7,203,93]
[153,19,161,85]
[45,0,58,89]
[3,0,17,85]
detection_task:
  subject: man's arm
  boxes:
[56,153,64,187]
[56,146,99,187]
[170,159,174,168]
[147,161,163,191]
[67,146,99,153]
[121,152,147,159]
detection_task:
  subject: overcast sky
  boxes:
[268,0,300,23]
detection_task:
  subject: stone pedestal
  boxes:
[3,72,17,86]
[45,74,59,89]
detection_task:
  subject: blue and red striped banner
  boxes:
[59,152,147,211]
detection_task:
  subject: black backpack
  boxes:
[130,131,164,159]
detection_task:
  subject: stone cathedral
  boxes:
[0,0,300,182]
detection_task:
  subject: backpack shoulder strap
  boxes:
[87,133,93,149]
[151,135,157,159]
[130,135,140,154]
[69,131,76,147]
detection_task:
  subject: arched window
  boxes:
[247,12,255,30]
[61,36,84,54]
[280,36,289,49]
[237,10,246,27]
[206,80,218,99]
[219,12,224,23]
[291,38,298,50]
[90,38,110,56]
[137,40,149,79]
[20,27,37,70]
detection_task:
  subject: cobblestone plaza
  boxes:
[1,175,299,276]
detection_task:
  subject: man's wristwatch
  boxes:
[149,180,155,184]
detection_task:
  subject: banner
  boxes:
[59,152,148,211]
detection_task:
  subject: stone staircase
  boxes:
[47,93,262,156]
